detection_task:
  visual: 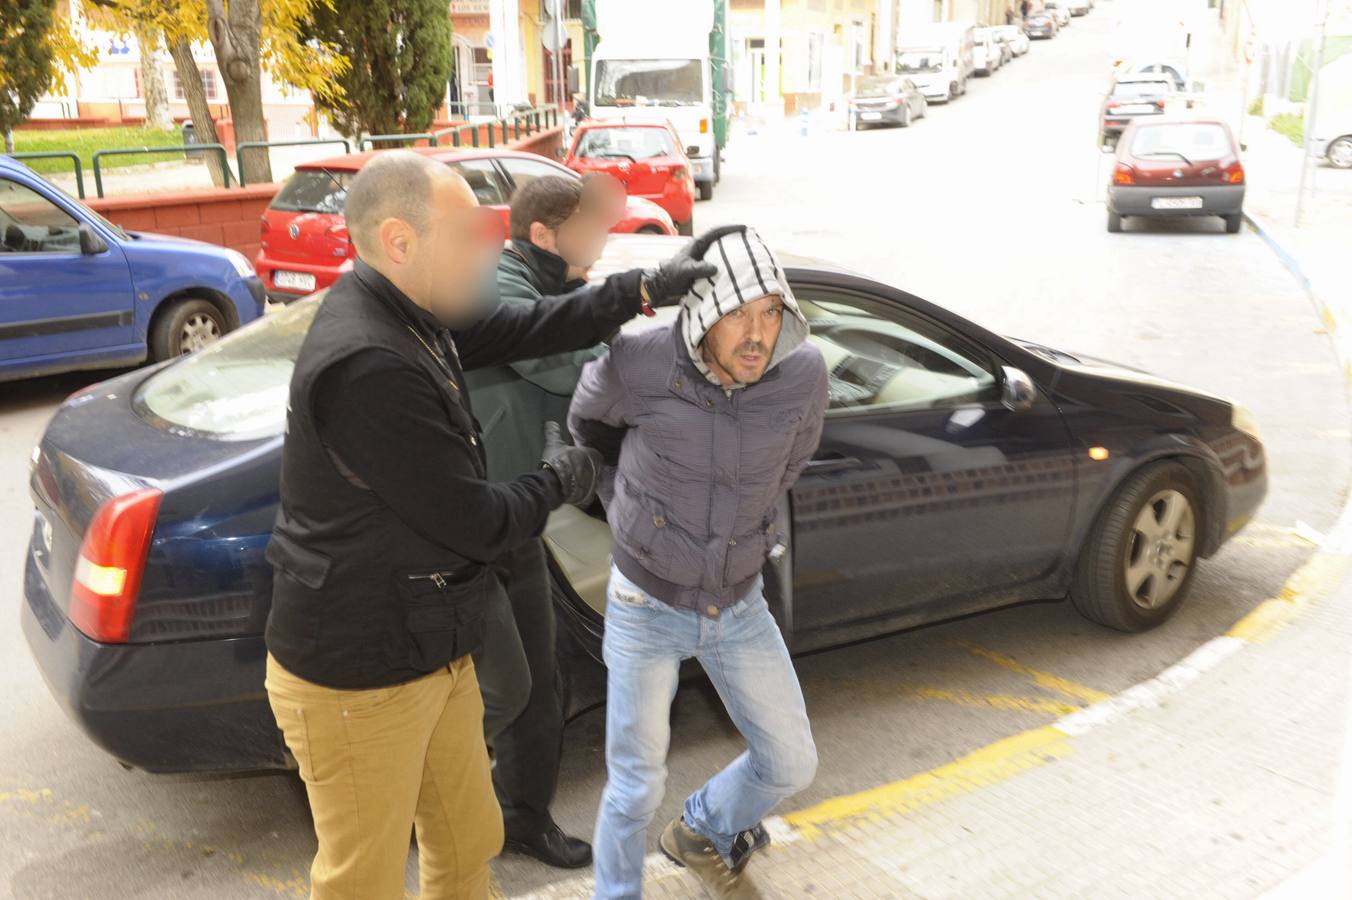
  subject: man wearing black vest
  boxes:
[262,150,715,900]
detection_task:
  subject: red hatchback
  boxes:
[256,147,676,301]
[1107,117,1246,234]
[564,119,695,236]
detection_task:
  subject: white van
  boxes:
[1310,57,1352,169]
[896,23,976,103]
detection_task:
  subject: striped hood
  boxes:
[680,227,809,388]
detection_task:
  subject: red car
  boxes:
[563,119,695,237]
[1107,117,1245,234]
[256,147,676,301]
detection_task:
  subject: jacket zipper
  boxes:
[407,572,451,589]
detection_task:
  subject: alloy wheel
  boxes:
[1329,137,1352,169]
[179,312,222,354]
[1124,489,1195,610]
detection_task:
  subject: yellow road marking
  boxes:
[910,687,1081,717]
[953,640,1111,704]
[785,725,1072,838]
[1226,551,1350,643]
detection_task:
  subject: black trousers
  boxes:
[476,538,563,834]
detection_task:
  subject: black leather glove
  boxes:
[540,421,603,507]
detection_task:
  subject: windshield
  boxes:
[575,127,676,160]
[897,50,944,74]
[270,169,351,214]
[136,299,321,440]
[595,59,703,107]
[857,76,905,94]
[1112,81,1172,99]
[1131,123,1231,160]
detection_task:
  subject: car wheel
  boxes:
[637,225,667,235]
[676,218,694,237]
[1328,136,1352,169]
[698,180,713,201]
[900,107,911,128]
[1071,462,1201,632]
[1107,211,1123,233]
[950,82,960,100]
[150,297,227,362]
[1224,213,1243,234]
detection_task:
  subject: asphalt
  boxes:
[1,2,1349,897]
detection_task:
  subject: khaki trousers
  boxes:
[266,654,503,900]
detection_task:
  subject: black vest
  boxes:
[264,265,488,689]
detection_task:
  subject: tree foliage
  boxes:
[0,0,99,148]
[306,0,453,138]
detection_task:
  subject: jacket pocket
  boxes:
[390,567,486,672]
[265,532,333,590]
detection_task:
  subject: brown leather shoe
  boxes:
[659,818,763,899]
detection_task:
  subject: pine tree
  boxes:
[306,0,454,138]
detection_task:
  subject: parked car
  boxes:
[993,24,1031,57]
[1312,124,1352,169]
[1024,11,1059,39]
[848,75,929,130]
[973,32,1003,76]
[896,23,974,102]
[254,147,675,302]
[1106,117,1246,233]
[563,118,695,236]
[22,233,1266,774]
[1099,75,1174,146]
[1115,60,1189,92]
[1044,3,1072,27]
[1063,0,1091,15]
[0,156,264,382]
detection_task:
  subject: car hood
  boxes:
[1011,338,1229,405]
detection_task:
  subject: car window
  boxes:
[794,288,999,413]
[0,178,82,253]
[447,158,511,206]
[136,298,322,440]
[575,127,674,161]
[271,169,352,214]
[1131,123,1231,159]
[897,50,944,74]
[497,157,569,197]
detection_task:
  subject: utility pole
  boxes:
[1295,0,1329,227]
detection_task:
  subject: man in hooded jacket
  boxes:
[569,226,829,899]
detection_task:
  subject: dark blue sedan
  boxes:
[0,156,265,382]
[21,236,1267,773]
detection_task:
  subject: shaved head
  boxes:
[342,150,498,324]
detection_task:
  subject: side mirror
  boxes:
[78,223,108,255]
[1001,366,1037,412]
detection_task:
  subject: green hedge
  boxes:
[12,125,185,176]
[1270,112,1305,146]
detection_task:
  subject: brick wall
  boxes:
[86,184,280,259]
[79,127,565,257]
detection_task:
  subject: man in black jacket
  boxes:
[466,174,619,869]
[263,151,715,900]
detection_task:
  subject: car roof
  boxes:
[298,146,554,173]
[576,118,675,131]
[588,233,853,283]
[1115,73,1176,84]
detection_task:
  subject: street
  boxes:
[2,5,1349,899]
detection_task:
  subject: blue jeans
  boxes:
[591,565,817,900]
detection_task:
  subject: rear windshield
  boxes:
[1112,81,1172,99]
[136,299,321,440]
[270,169,351,214]
[858,76,905,94]
[1131,123,1232,159]
[575,127,675,161]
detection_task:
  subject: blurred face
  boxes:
[531,175,624,272]
[701,294,786,386]
[376,172,503,325]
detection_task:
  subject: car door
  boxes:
[0,176,136,365]
[786,281,1077,643]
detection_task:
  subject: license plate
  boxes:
[860,112,883,121]
[274,270,316,292]
[1151,196,1204,210]
[1118,104,1155,114]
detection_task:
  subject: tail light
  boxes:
[68,487,163,643]
[1223,161,1245,184]
[699,118,709,134]
[1105,101,1119,110]
[1154,100,1166,110]
[1112,163,1135,185]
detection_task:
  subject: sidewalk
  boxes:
[519,538,1352,899]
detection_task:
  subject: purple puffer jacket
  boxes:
[568,320,828,615]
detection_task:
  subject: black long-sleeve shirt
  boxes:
[312,259,643,565]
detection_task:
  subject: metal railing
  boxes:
[359,133,438,151]
[6,151,86,198]
[91,144,232,198]
[235,138,351,186]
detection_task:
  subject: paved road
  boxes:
[1,7,1348,899]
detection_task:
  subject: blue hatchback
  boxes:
[0,156,265,382]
